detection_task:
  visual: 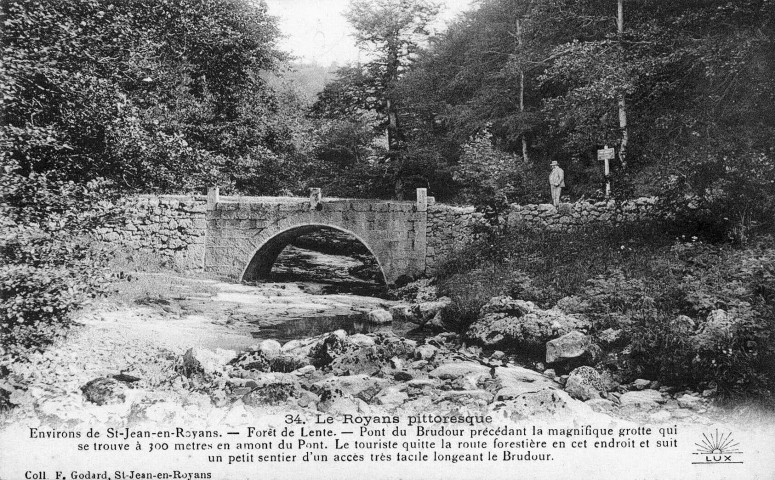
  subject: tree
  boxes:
[345,0,440,152]
[393,0,775,219]
[0,0,289,362]
[312,0,440,198]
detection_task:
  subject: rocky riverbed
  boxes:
[0,269,757,432]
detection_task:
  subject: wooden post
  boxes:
[604,145,611,198]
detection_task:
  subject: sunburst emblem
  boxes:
[694,429,741,455]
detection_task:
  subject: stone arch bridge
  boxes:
[103,189,655,286]
[205,188,436,285]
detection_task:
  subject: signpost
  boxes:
[598,145,615,198]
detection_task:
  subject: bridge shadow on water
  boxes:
[262,227,390,298]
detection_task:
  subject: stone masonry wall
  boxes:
[96,195,207,269]
[425,197,659,274]
[425,203,482,274]
[507,197,658,231]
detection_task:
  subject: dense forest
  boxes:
[2,0,774,392]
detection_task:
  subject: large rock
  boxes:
[564,366,605,401]
[415,344,437,360]
[231,348,311,374]
[349,334,375,347]
[175,347,235,377]
[429,362,491,380]
[466,296,590,349]
[389,304,414,322]
[367,309,393,324]
[81,378,126,406]
[375,386,409,408]
[328,335,416,376]
[312,375,389,412]
[257,340,282,359]
[479,297,533,317]
[597,328,625,347]
[308,330,353,367]
[397,297,454,327]
[312,375,390,400]
[677,394,703,410]
[242,373,302,407]
[546,331,597,364]
[492,388,594,419]
[618,389,665,409]
[494,366,559,400]
[691,309,733,349]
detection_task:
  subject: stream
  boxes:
[151,229,427,347]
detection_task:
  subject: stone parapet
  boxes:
[95,195,207,269]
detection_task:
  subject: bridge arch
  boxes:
[240,222,389,285]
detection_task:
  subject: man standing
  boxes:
[549,161,565,207]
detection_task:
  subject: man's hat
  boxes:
[550,161,559,166]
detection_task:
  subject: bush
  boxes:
[0,172,115,359]
[437,223,775,395]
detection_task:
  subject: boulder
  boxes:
[429,362,490,380]
[442,390,494,404]
[415,344,437,360]
[407,297,454,327]
[176,347,235,377]
[328,346,386,376]
[545,331,593,364]
[375,386,409,408]
[257,340,282,359]
[231,350,271,373]
[618,389,665,409]
[291,365,316,376]
[479,296,534,317]
[494,366,559,400]
[81,378,126,406]
[349,334,375,347]
[328,335,416,376]
[691,309,733,349]
[677,394,703,410]
[313,375,388,411]
[367,309,393,324]
[308,330,353,367]
[269,354,310,373]
[597,328,625,347]
[632,379,651,391]
[586,398,615,413]
[564,366,605,401]
[242,374,302,407]
[493,388,594,419]
[389,304,415,322]
[312,375,390,399]
[466,296,589,349]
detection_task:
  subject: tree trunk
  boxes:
[385,42,403,153]
[617,0,628,169]
[517,17,529,163]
